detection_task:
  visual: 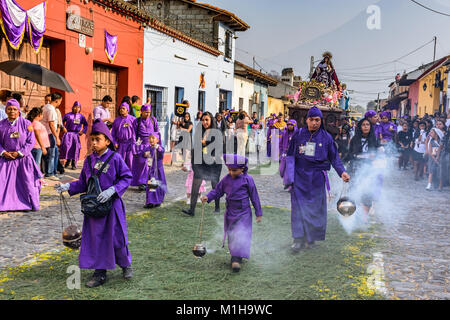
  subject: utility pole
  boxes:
[433,36,437,63]
[377,92,380,111]
[309,56,314,79]
[253,56,256,70]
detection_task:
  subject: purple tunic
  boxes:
[111,115,136,170]
[266,120,275,157]
[206,174,262,259]
[68,149,132,269]
[131,116,160,186]
[285,128,346,243]
[379,121,397,142]
[0,117,42,211]
[60,112,88,162]
[279,127,297,182]
[143,144,167,205]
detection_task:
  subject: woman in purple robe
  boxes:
[131,104,160,189]
[111,102,136,170]
[285,107,350,252]
[60,101,88,170]
[143,133,167,208]
[279,119,297,188]
[55,119,133,288]
[202,154,262,272]
[0,99,42,211]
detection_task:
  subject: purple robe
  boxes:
[0,117,42,211]
[206,174,262,259]
[143,144,167,205]
[373,123,382,141]
[111,115,137,170]
[266,120,275,157]
[285,128,346,243]
[279,127,297,182]
[131,116,160,186]
[379,121,397,142]
[68,149,132,269]
[60,112,88,162]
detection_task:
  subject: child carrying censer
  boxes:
[55,119,133,288]
[201,154,262,273]
[143,132,167,209]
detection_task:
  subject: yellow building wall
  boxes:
[267,97,284,117]
[417,66,448,117]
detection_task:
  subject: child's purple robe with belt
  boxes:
[285,127,346,243]
[143,144,167,205]
[111,114,136,170]
[0,117,42,211]
[131,116,160,186]
[68,149,132,269]
[60,112,88,163]
[379,122,397,141]
[206,174,262,259]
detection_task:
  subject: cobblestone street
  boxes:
[0,155,448,300]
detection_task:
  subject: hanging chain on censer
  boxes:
[192,202,207,258]
[60,193,82,249]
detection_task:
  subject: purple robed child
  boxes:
[279,119,298,185]
[379,111,397,142]
[0,99,42,211]
[205,154,262,263]
[143,138,167,207]
[60,101,88,165]
[131,104,161,187]
[111,102,137,170]
[285,107,349,249]
[66,120,133,270]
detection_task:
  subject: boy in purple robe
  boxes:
[0,99,42,211]
[201,154,262,273]
[279,119,297,188]
[131,104,160,190]
[379,111,397,143]
[143,132,167,208]
[55,119,133,288]
[60,101,88,170]
[111,102,136,170]
[285,107,350,253]
[266,113,277,157]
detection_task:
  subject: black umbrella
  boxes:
[0,60,74,93]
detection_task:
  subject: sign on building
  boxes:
[66,13,94,37]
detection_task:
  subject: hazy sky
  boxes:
[205,0,450,106]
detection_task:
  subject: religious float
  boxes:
[288,51,348,135]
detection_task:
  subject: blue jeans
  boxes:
[44,134,56,177]
[54,140,59,175]
[31,148,43,167]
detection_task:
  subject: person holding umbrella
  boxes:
[0,99,42,211]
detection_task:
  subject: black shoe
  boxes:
[154,204,161,208]
[144,204,155,209]
[64,162,70,168]
[283,185,289,190]
[86,274,107,288]
[291,242,304,253]
[71,166,77,170]
[182,209,194,216]
[138,185,146,191]
[122,266,133,280]
[305,241,318,249]
[231,262,241,273]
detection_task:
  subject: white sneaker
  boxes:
[186,198,191,205]
[47,175,60,181]
[426,183,432,190]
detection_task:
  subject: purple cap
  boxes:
[73,101,81,108]
[141,104,151,112]
[307,106,323,118]
[380,111,391,120]
[91,119,115,150]
[119,102,129,112]
[287,119,297,126]
[223,154,248,173]
[6,99,20,111]
[364,110,377,118]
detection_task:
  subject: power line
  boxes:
[409,0,450,17]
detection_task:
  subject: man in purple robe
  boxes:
[60,101,88,170]
[131,104,160,190]
[266,113,277,158]
[0,99,42,211]
[143,133,167,208]
[285,106,350,252]
[279,119,297,188]
[55,119,133,288]
[202,154,262,273]
[111,102,136,170]
[365,110,382,142]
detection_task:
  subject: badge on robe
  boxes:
[94,161,110,173]
[123,122,129,128]
[10,132,20,138]
[136,137,142,146]
[305,142,316,157]
[73,119,81,124]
